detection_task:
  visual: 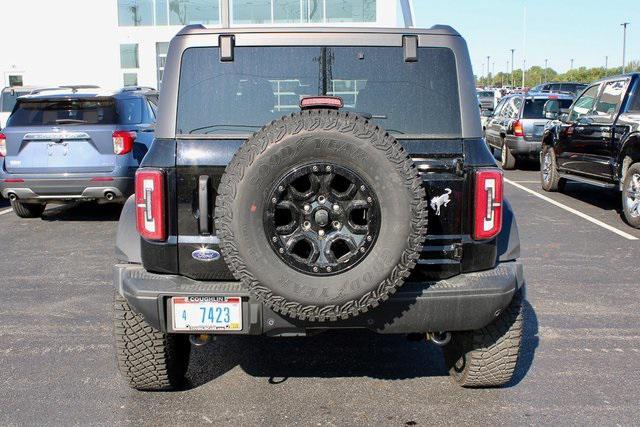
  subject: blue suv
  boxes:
[0,86,157,218]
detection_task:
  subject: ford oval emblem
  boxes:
[191,248,220,262]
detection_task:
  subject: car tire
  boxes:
[10,199,45,218]
[500,138,516,170]
[215,109,428,322]
[442,291,524,388]
[540,146,565,192]
[621,163,640,228]
[113,291,190,391]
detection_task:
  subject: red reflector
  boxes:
[549,95,559,99]
[90,177,114,182]
[0,133,6,157]
[513,120,524,137]
[113,130,135,155]
[300,96,344,110]
[473,169,503,241]
[3,178,24,183]
[135,169,166,241]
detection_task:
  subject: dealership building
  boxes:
[1,0,414,91]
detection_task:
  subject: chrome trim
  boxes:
[23,132,91,141]
[177,235,221,244]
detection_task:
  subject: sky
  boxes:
[412,0,640,75]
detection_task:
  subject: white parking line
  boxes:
[0,208,13,216]
[505,178,639,241]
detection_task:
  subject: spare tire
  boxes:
[215,109,428,322]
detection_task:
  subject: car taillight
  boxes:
[473,169,503,240]
[135,169,166,241]
[0,133,6,157]
[113,130,135,155]
[513,120,524,137]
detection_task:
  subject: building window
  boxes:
[325,0,375,23]
[230,0,375,25]
[156,42,170,89]
[123,73,139,86]
[118,0,219,26]
[118,0,155,26]
[8,75,24,87]
[120,44,140,69]
[169,0,220,25]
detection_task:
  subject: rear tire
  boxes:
[621,163,640,228]
[443,291,523,388]
[10,199,45,218]
[113,291,190,391]
[500,139,516,170]
[540,146,565,192]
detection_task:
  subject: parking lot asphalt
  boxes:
[1,166,640,425]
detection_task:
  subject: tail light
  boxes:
[113,130,135,155]
[135,169,166,241]
[0,133,6,157]
[473,169,503,240]
[513,120,524,137]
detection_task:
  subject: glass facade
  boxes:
[231,0,376,25]
[120,44,139,69]
[118,0,220,26]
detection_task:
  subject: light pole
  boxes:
[487,56,491,86]
[605,56,609,76]
[570,59,574,70]
[510,49,515,87]
[622,22,630,74]
[544,58,548,82]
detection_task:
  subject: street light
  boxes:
[570,59,574,70]
[622,22,630,74]
[544,58,548,82]
[510,49,515,87]
[605,56,609,76]
[487,56,491,86]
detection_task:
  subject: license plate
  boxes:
[172,296,242,331]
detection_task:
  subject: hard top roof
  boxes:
[176,24,460,37]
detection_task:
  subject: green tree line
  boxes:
[477,60,640,88]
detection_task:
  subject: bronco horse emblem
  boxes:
[430,188,452,216]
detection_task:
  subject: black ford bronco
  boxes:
[113,26,526,390]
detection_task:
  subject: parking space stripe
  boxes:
[0,208,13,216]
[505,178,639,241]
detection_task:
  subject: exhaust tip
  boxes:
[189,334,212,347]
[104,191,116,201]
[8,193,17,202]
[427,332,452,347]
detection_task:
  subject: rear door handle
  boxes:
[198,175,211,235]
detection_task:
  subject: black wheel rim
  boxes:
[264,163,381,276]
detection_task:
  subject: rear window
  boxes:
[522,98,573,119]
[177,46,461,138]
[478,91,494,98]
[1,90,30,112]
[6,97,143,126]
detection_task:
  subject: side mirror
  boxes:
[543,99,560,120]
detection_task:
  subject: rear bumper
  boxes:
[114,261,526,336]
[0,176,133,202]
[506,136,542,157]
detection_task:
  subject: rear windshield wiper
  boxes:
[55,119,88,124]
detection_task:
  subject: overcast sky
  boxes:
[413,0,639,74]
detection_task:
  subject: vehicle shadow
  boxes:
[184,330,448,389]
[506,298,539,387]
[183,298,539,390]
[41,201,123,222]
[560,182,622,214]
